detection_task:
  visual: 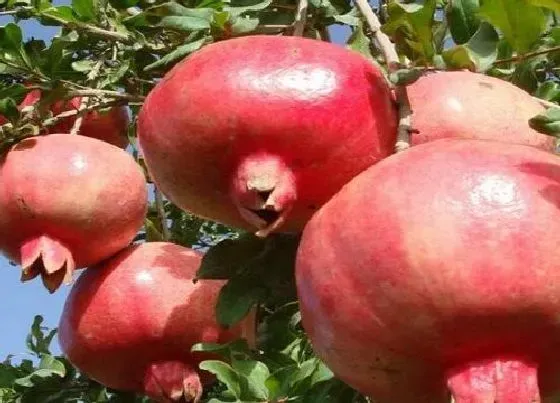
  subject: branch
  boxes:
[70,97,89,135]
[154,187,171,241]
[41,12,133,43]
[292,0,308,36]
[0,9,20,16]
[42,100,124,127]
[67,89,145,102]
[354,0,411,152]
[494,45,560,65]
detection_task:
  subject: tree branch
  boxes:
[41,12,133,43]
[154,187,171,241]
[354,0,412,152]
[494,45,560,65]
[67,89,145,102]
[70,97,89,135]
[292,0,308,36]
[41,100,124,127]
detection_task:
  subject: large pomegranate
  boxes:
[0,89,129,148]
[138,35,397,237]
[0,134,147,292]
[407,71,556,151]
[59,242,256,402]
[296,138,560,402]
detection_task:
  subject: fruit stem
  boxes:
[354,0,412,152]
[230,153,297,238]
[446,358,541,403]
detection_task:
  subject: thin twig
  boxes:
[0,9,20,16]
[292,0,308,36]
[494,45,560,65]
[319,25,331,42]
[42,12,133,43]
[154,187,171,241]
[68,89,145,102]
[42,100,124,127]
[70,97,89,135]
[354,0,412,152]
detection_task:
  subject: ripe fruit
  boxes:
[59,242,256,402]
[296,138,560,402]
[138,35,397,237]
[0,89,130,148]
[407,71,556,151]
[0,134,147,292]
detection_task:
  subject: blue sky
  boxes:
[0,13,349,359]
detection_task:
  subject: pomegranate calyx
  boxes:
[446,358,540,403]
[20,235,75,293]
[231,153,296,237]
[144,361,202,403]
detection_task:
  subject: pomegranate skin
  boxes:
[407,71,556,151]
[296,139,560,402]
[1,90,130,148]
[138,35,397,236]
[0,134,147,292]
[59,242,256,402]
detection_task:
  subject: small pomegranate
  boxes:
[407,71,556,151]
[138,35,397,237]
[296,139,560,402]
[59,242,256,402]
[0,134,147,292]
[0,89,129,148]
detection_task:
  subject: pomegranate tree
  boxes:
[296,138,560,402]
[0,134,147,292]
[59,242,256,402]
[0,90,130,148]
[138,34,397,237]
[407,71,556,151]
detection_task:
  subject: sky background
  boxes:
[0,10,350,359]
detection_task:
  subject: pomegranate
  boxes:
[0,89,130,148]
[59,242,256,402]
[0,134,147,292]
[138,35,397,237]
[296,138,560,402]
[407,71,556,151]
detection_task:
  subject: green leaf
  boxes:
[478,0,547,54]
[72,0,97,21]
[347,22,381,65]
[38,355,65,376]
[442,21,499,71]
[0,98,20,123]
[0,23,32,69]
[197,234,266,280]
[383,0,437,62]
[535,81,560,101]
[389,68,424,86]
[71,59,97,72]
[233,360,270,401]
[41,5,79,24]
[528,0,560,13]
[446,0,480,44]
[230,16,260,34]
[144,37,208,71]
[160,15,211,30]
[529,106,560,136]
[199,361,242,398]
[216,277,264,327]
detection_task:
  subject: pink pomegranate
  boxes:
[296,138,560,402]
[0,134,147,292]
[407,71,556,151]
[138,35,397,237]
[59,242,256,402]
[0,89,130,148]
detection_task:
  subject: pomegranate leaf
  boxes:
[216,276,265,327]
[446,0,480,45]
[442,22,498,72]
[478,0,547,54]
[199,361,242,399]
[529,106,560,137]
[0,98,19,123]
[143,37,208,71]
[528,0,560,13]
[232,359,270,400]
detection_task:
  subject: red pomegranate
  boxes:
[296,138,560,402]
[138,35,397,237]
[407,71,556,151]
[59,242,256,402]
[0,134,147,292]
[0,89,129,148]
